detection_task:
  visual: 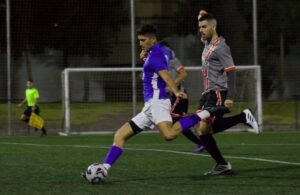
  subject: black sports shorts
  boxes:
[170,94,189,123]
[23,106,40,117]
[199,90,227,118]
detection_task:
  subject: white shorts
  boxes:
[131,99,172,130]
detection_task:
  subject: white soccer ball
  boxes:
[84,163,108,183]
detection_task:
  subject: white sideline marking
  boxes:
[1,142,300,166]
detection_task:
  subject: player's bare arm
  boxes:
[174,67,187,87]
[158,70,187,99]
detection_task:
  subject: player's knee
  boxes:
[157,127,176,141]
[161,132,176,141]
[114,129,127,142]
[113,121,138,145]
[200,126,213,135]
[196,122,211,135]
[163,135,175,141]
[200,128,211,135]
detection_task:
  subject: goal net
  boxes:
[61,65,262,135]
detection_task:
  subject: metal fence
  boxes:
[0,0,299,135]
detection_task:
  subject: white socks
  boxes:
[197,110,210,119]
[103,163,111,170]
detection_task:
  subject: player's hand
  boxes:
[140,50,147,61]
[224,99,234,110]
[32,106,36,111]
[198,10,208,20]
[175,91,187,99]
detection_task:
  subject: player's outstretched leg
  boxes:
[212,109,259,134]
[194,108,260,153]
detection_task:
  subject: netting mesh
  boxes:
[0,0,299,135]
[64,66,260,133]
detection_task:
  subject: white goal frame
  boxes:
[61,65,262,135]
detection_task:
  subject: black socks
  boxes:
[200,134,227,165]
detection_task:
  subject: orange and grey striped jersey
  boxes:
[168,54,185,91]
[201,36,236,99]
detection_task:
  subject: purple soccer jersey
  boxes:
[142,44,173,102]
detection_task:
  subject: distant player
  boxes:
[18,79,47,136]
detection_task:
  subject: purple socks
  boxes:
[103,145,123,166]
[178,114,201,133]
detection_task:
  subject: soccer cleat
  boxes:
[193,145,206,153]
[204,162,233,176]
[243,109,260,134]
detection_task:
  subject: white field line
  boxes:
[1,142,300,166]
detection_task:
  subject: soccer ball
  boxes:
[84,163,108,183]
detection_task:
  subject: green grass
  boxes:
[0,101,299,131]
[0,102,133,123]
[263,101,298,124]
[0,132,300,194]
[68,102,133,125]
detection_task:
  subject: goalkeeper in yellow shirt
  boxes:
[18,79,47,136]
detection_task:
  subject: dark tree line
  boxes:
[1,0,299,98]
[0,0,128,65]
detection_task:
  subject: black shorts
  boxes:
[23,106,40,117]
[170,94,189,122]
[198,90,227,118]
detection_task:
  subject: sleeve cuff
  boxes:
[176,66,185,72]
[224,66,236,72]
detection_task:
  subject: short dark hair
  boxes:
[159,40,170,47]
[137,24,157,37]
[28,79,34,83]
[199,13,216,22]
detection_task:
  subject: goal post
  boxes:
[61,65,262,135]
[62,67,143,135]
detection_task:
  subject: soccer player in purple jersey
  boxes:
[140,43,204,147]
[82,25,211,180]
[140,41,189,122]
